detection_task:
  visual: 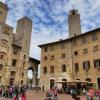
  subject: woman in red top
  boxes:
[87,87,95,100]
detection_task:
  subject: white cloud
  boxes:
[0,0,6,3]
[92,0,100,9]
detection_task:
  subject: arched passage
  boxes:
[27,57,40,87]
[27,67,34,85]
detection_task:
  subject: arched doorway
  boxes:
[76,79,81,89]
[97,77,100,89]
[62,79,67,91]
[50,79,55,89]
[27,67,34,86]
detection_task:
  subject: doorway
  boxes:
[27,67,34,86]
[97,77,100,89]
[50,79,55,89]
[10,78,14,86]
[62,79,67,91]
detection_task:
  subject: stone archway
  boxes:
[27,57,40,87]
[27,66,38,87]
[28,67,34,85]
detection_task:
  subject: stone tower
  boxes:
[15,17,32,54]
[68,9,81,38]
[0,1,8,23]
[14,17,32,85]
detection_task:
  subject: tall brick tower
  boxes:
[68,9,81,38]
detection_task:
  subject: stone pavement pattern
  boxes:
[1,90,86,100]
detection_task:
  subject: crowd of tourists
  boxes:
[45,86,58,100]
[45,85,100,100]
[0,85,27,100]
[65,86,100,100]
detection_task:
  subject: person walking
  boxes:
[20,86,26,100]
[53,87,58,100]
[87,87,95,100]
[0,87,2,97]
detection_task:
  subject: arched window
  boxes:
[76,79,81,82]
[62,79,67,81]
[85,78,91,82]
[1,39,8,48]
[10,71,16,76]
[2,27,10,35]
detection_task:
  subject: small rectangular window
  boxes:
[0,55,3,59]
[73,39,77,47]
[62,65,66,72]
[43,67,47,74]
[50,66,54,73]
[0,76,1,82]
[44,47,48,52]
[50,55,54,60]
[83,61,90,71]
[94,59,100,68]
[12,59,17,66]
[74,51,78,56]
[72,11,76,15]
[82,37,87,44]
[44,56,47,61]
[93,45,99,52]
[92,33,97,41]
[13,49,17,54]
[0,64,3,70]
[75,63,79,72]
[10,71,16,76]
[83,48,88,54]
[61,54,65,58]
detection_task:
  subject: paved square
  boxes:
[1,90,86,100]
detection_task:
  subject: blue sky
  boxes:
[1,0,100,60]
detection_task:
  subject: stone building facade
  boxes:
[0,2,40,86]
[39,10,100,90]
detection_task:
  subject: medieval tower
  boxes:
[13,17,32,85]
[68,9,81,38]
[0,1,40,86]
